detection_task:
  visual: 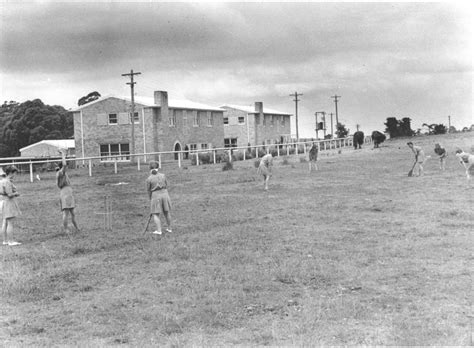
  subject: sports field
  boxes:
[1,132,473,346]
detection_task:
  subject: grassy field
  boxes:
[1,133,473,346]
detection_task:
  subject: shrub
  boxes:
[270,148,279,157]
[235,152,245,161]
[288,147,296,155]
[222,160,233,171]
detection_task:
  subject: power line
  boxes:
[289,91,303,140]
[121,69,141,160]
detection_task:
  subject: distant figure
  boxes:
[1,165,22,246]
[308,143,319,172]
[371,131,386,148]
[455,149,474,181]
[56,150,79,234]
[257,153,273,190]
[434,143,447,170]
[146,163,172,235]
[407,142,428,176]
[353,131,364,149]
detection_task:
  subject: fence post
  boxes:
[213,150,216,164]
[158,154,162,168]
[29,162,33,183]
[114,157,118,174]
[228,150,232,162]
[255,146,259,159]
[178,152,181,168]
[137,157,141,171]
[195,152,199,166]
[277,145,280,157]
[303,143,307,155]
[88,159,92,177]
[243,149,246,161]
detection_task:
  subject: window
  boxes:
[189,144,197,151]
[193,112,199,127]
[224,138,238,148]
[183,112,188,128]
[238,116,245,124]
[207,112,213,126]
[130,112,139,124]
[223,117,229,125]
[201,143,208,150]
[100,143,130,161]
[108,113,118,125]
[169,110,176,127]
[281,116,285,126]
[270,115,274,127]
[198,111,206,127]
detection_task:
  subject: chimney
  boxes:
[154,91,168,107]
[254,102,263,115]
[154,91,169,122]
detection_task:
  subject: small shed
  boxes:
[20,139,75,158]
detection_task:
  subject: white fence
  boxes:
[1,136,372,182]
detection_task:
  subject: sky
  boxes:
[1,1,472,138]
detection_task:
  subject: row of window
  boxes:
[169,110,218,127]
[223,115,286,126]
[100,112,286,127]
[107,112,139,125]
[99,143,211,161]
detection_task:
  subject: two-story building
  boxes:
[71,91,225,162]
[220,102,292,148]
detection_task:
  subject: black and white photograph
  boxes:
[1,1,473,345]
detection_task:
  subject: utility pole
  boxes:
[314,112,319,140]
[448,115,451,133]
[331,95,341,126]
[329,113,334,139]
[290,91,303,140]
[322,112,326,138]
[122,69,141,161]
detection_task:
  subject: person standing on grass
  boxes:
[257,153,273,190]
[1,165,22,246]
[308,143,319,173]
[407,142,427,177]
[0,168,5,221]
[434,143,447,170]
[56,150,79,234]
[146,163,172,235]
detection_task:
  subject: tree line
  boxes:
[0,92,101,158]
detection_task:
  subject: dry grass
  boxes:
[1,132,473,346]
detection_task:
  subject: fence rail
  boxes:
[1,136,372,182]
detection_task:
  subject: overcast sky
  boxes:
[1,1,472,137]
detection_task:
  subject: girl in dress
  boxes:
[146,164,172,235]
[257,153,273,190]
[1,165,21,246]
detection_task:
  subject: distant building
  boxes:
[220,102,292,148]
[20,139,75,158]
[70,91,225,162]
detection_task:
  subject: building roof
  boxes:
[19,139,75,153]
[220,104,292,116]
[71,95,224,112]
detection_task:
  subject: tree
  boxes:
[433,124,447,135]
[335,122,349,138]
[1,99,73,157]
[385,117,414,138]
[78,91,101,106]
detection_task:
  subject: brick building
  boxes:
[220,102,292,148]
[71,91,224,162]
